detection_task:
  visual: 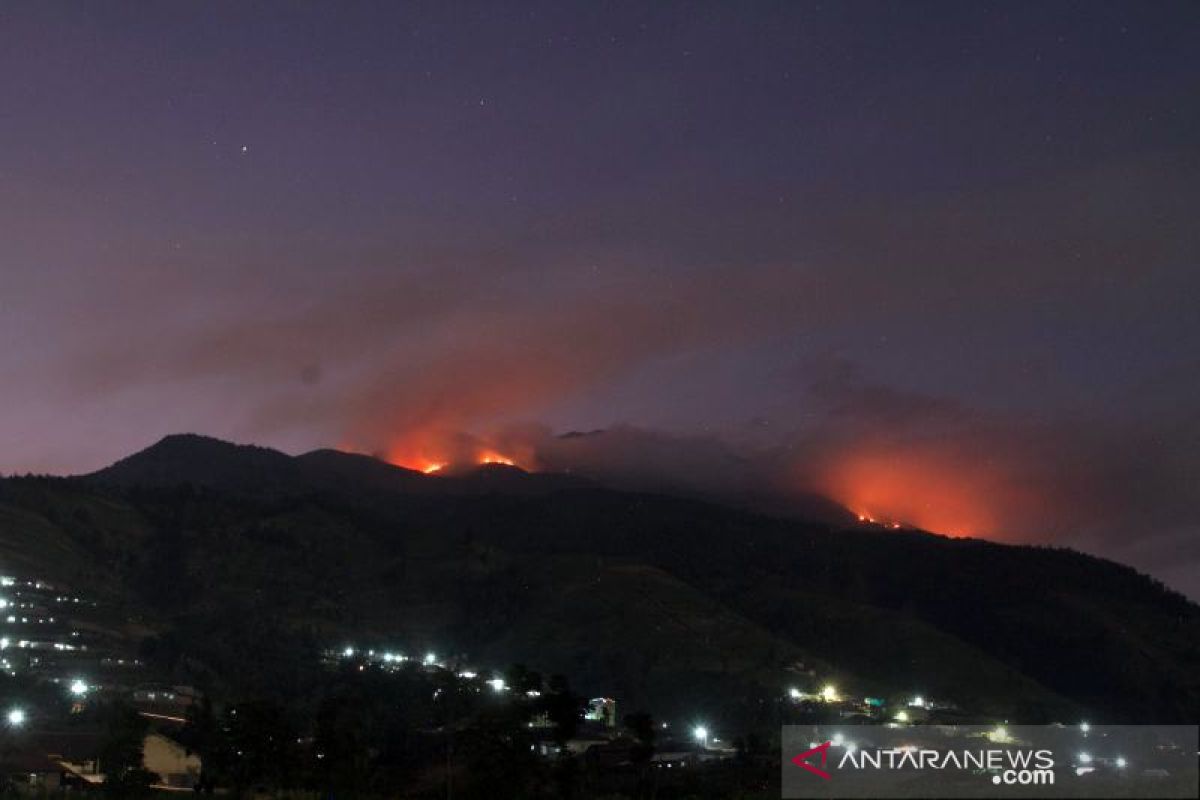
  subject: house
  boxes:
[36,731,105,785]
[0,751,69,792]
[143,731,201,789]
[27,728,201,790]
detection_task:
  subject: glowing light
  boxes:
[1079,721,1090,733]
[692,726,708,746]
[910,696,925,708]
[69,679,88,696]
[1078,752,1091,764]
[818,450,1003,539]
[1116,757,1127,768]
[832,732,845,746]
[479,452,515,466]
[487,678,507,692]
[422,463,445,474]
[989,726,1010,743]
[342,647,354,658]
[788,687,802,700]
[423,652,437,666]
[821,684,839,702]
[894,710,909,723]
[6,708,24,727]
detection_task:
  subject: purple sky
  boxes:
[1,2,1198,596]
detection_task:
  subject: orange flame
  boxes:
[478,451,515,467]
[814,449,1006,539]
[360,426,534,474]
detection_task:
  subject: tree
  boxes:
[218,700,300,793]
[540,675,587,747]
[183,694,222,794]
[98,700,155,797]
[624,711,657,799]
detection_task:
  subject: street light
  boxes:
[69,679,88,697]
[6,708,25,727]
[693,726,709,749]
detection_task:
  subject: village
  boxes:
[0,570,1184,796]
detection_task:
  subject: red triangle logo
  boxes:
[791,740,832,780]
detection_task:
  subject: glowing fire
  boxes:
[815,449,1004,539]
[856,512,904,530]
[363,426,530,474]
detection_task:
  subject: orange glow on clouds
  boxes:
[369,426,532,474]
[815,448,1010,539]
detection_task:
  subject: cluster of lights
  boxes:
[341,645,534,693]
[786,682,853,705]
[818,732,855,752]
[856,513,903,530]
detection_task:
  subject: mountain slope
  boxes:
[87,434,589,498]
[7,435,1195,727]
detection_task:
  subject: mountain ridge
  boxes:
[4,433,1192,727]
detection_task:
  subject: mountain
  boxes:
[87,433,588,497]
[3,434,1196,730]
[86,433,305,493]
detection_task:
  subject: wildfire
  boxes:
[856,512,904,530]
[814,449,1001,539]
[365,428,528,474]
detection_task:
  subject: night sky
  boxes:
[2,2,1198,596]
